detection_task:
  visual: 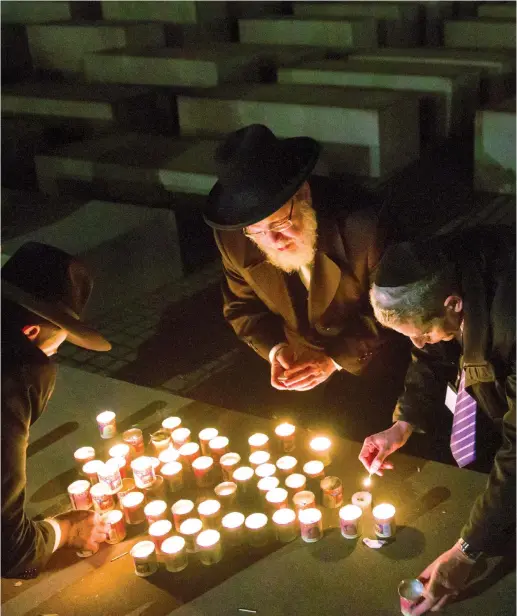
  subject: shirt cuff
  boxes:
[330,358,343,371]
[269,342,288,364]
[45,518,62,553]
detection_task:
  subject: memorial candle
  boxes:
[285,473,306,496]
[108,456,128,479]
[339,504,362,539]
[161,535,188,572]
[108,443,131,465]
[144,499,168,524]
[117,478,136,504]
[248,433,269,453]
[214,482,237,510]
[97,459,122,493]
[159,446,180,466]
[221,511,245,545]
[299,507,323,543]
[149,519,173,554]
[123,427,144,457]
[67,480,92,510]
[199,428,218,456]
[272,508,298,543]
[131,456,156,489]
[351,491,373,512]
[254,463,276,480]
[121,491,146,524]
[245,513,269,547]
[249,450,270,469]
[372,503,396,538]
[162,416,182,434]
[178,441,200,467]
[274,422,296,453]
[171,499,195,531]
[161,461,184,493]
[102,509,126,544]
[208,436,229,462]
[179,518,203,553]
[82,459,104,485]
[171,427,191,448]
[292,490,316,511]
[130,540,158,577]
[90,481,115,513]
[197,499,222,529]
[219,452,241,481]
[96,410,117,439]
[74,446,95,469]
[276,456,297,477]
[309,437,332,466]
[265,487,288,511]
[232,466,255,495]
[257,476,280,500]
[196,529,223,566]
[150,429,171,455]
[192,456,216,488]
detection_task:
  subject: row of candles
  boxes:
[67,412,396,576]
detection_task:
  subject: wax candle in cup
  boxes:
[309,436,332,466]
[303,460,325,479]
[179,442,200,467]
[285,473,306,496]
[123,427,144,457]
[130,540,158,577]
[276,456,297,477]
[197,499,222,529]
[150,429,171,455]
[257,476,280,500]
[245,513,269,547]
[219,452,241,481]
[108,443,131,465]
[67,480,92,510]
[254,463,276,480]
[292,490,316,511]
[144,499,168,525]
[171,427,191,448]
[149,456,161,474]
[351,491,373,512]
[98,459,122,493]
[162,416,182,434]
[108,456,128,479]
[249,450,270,469]
[274,422,296,453]
[74,446,95,469]
[320,476,343,509]
[131,456,156,489]
[96,410,117,439]
[117,478,136,504]
[149,519,173,555]
[299,507,323,543]
[248,433,269,453]
[90,482,115,513]
[196,529,223,566]
[272,508,298,543]
[121,491,146,524]
[199,428,218,456]
[82,459,103,485]
[192,456,216,488]
[208,436,229,462]
[161,535,188,572]
[161,461,184,493]
[159,446,180,466]
[232,466,255,501]
[172,499,195,531]
[179,518,203,553]
[372,503,396,538]
[265,487,288,511]
[102,509,126,544]
[339,504,362,539]
[221,512,245,545]
[214,482,237,510]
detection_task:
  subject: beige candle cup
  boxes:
[276,456,298,477]
[221,511,245,545]
[121,491,146,525]
[309,437,332,467]
[179,517,203,553]
[171,427,191,448]
[257,476,280,500]
[339,504,362,539]
[90,481,115,514]
[144,499,168,525]
[265,487,289,511]
[197,499,222,529]
[372,503,396,538]
[196,529,223,566]
[117,478,136,504]
[82,459,104,485]
[150,429,171,455]
[272,508,298,543]
[123,427,144,457]
[149,519,173,556]
[67,480,92,511]
[274,422,296,453]
[108,443,131,465]
[162,416,182,434]
[299,507,323,543]
[161,461,184,493]
[161,535,188,572]
[102,509,126,544]
[208,436,230,462]
[199,428,218,456]
[131,456,156,489]
[249,450,270,469]
[74,446,96,469]
[219,452,241,481]
[96,410,117,440]
[172,499,195,531]
[303,460,325,479]
[144,475,166,501]
[179,441,200,467]
[254,463,276,480]
[131,540,158,577]
[214,482,238,510]
[285,473,307,496]
[192,456,216,488]
[292,490,316,511]
[158,446,180,466]
[97,459,122,493]
[248,432,269,453]
[245,513,269,547]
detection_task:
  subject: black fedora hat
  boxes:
[2,242,111,351]
[204,124,321,230]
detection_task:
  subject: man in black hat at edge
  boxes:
[203,124,408,433]
[359,227,515,613]
[2,242,111,578]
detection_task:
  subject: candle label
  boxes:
[105,517,126,544]
[300,520,323,543]
[92,492,114,513]
[340,520,359,539]
[375,520,395,538]
[278,434,296,453]
[135,560,158,577]
[99,471,122,493]
[99,423,116,439]
[133,466,155,489]
[68,487,92,511]
[320,477,343,509]
[123,430,145,456]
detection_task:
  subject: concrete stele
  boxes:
[477,3,516,20]
[101,0,227,23]
[444,18,516,51]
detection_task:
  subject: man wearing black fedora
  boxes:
[204,124,408,431]
[2,242,111,578]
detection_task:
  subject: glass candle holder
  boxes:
[199,428,218,456]
[339,504,362,539]
[67,480,92,510]
[372,503,396,538]
[149,519,173,554]
[108,443,131,465]
[232,466,255,501]
[249,450,270,469]
[144,499,168,525]
[121,491,146,524]
[161,461,184,493]
[320,476,344,509]
[245,513,269,547]
[309,437,332,467]
[171,427,191,448]
[74,446,96,469]
[123,427,144,457]
[96,410,116,439]
[214,482,238,510]
[179,442,200,468]
[399,579,425,616]
[159,446,180,466]
[285,473,306,496]
[179,517,203,553]
[257,476,280,500]
[131,540,158,577]
[102,509,126,544]
[248,433,269,453]
[171,499,195,531]
[162,416,182,434]
[272,508,298,543]
[161,535,188,572]
[197,499,222,529]
[220,452,241,481]
[276,456,297,477]
[131,456,156,489]
[255,463,276,480]
[274,422,296,453]
[97,459,122,493]
[90,482,115,513]
[196,529,223,566]
[299,507,323,543]
[292,490,316,511]
[208,436,230,462]
[221,511,245,545]
[82,459,104,485]
[265,487,288,511]
[192,456,216,488]
[150,429,171,455]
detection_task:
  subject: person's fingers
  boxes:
[358,441,376,471]
[430,594,451,612]
[381,461,394,470]
[282,368,316,388]
[276,354,292,370]
[410,596,435,616]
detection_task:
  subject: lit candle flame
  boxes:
[363,475,372,488]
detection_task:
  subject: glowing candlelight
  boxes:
[292,490,316,511]
[90,481,115,513]
[161,535,188,572]
[232,465,255,494]
[144,499,168,524]
[179,441,200,466]
[372,503,396,538]
[208,436,230,462]
[102,509,126,544]
[131,456,156,489]
[196,529,223,565]
[339,504,362,539]
[171,427,191,448]
[108,456,128,479]
[276,456,297,476]
[121,490,145,524]
[149,519,173,553]
[363,475,372,489]
[257,476,280,498]
[108,443,131,463]
[150,429,171,455]
[275,422,296,453]
[130,540,158,577]
[298,507,323,543]
[67,480,92,511]
[97,459,122,493]
[179,517,203,553]
[199,428,218,456]
[214,482,238,509]
[171,499,195,531]
[272,508,298,543]
[309,436,332,466]
[245,513,269,547]
[96,410,117,439]
[74,446,95,468]
[123,427,144,457]
[220,452,241,481]
[254,463,276,479]
[82,459,104,485]
[285,473,306,495]
[197,499,222,528]
[248,433,269,452]
[265,487,288,510]
[249,450,271,469]
[159,446,180,465]
[221,511,245,545]
[192,456,215,488]
[162,416,182,433]
[161,461,184,493]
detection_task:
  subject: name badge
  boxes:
[445,382,458,414]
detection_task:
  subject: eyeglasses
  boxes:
[243,199,295,238]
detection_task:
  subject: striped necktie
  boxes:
[450,370,477,467]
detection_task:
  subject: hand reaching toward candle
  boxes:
[409,543,477,614]
[271,343,297,389]
[359,421,413,476]
[272,346,337,391]
[54,510,109,552]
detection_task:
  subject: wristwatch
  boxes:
[457,538,483,562]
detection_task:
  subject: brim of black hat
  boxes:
[2,281,112,352]
[203,136,320,231]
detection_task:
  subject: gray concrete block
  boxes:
[2,1,72,23]
[478,3,516,19]
[26,21,165,73]
[101,0,227,23]
[474,98,516,194]
[278,59,480,138]
[177,84,420,178]
[292,1,419,47]
[444,18,516,50]
[238,16,377,49]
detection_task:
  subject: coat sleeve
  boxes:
[215,232,286,361]
[460,358,516,552]
[1,367,57,578]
